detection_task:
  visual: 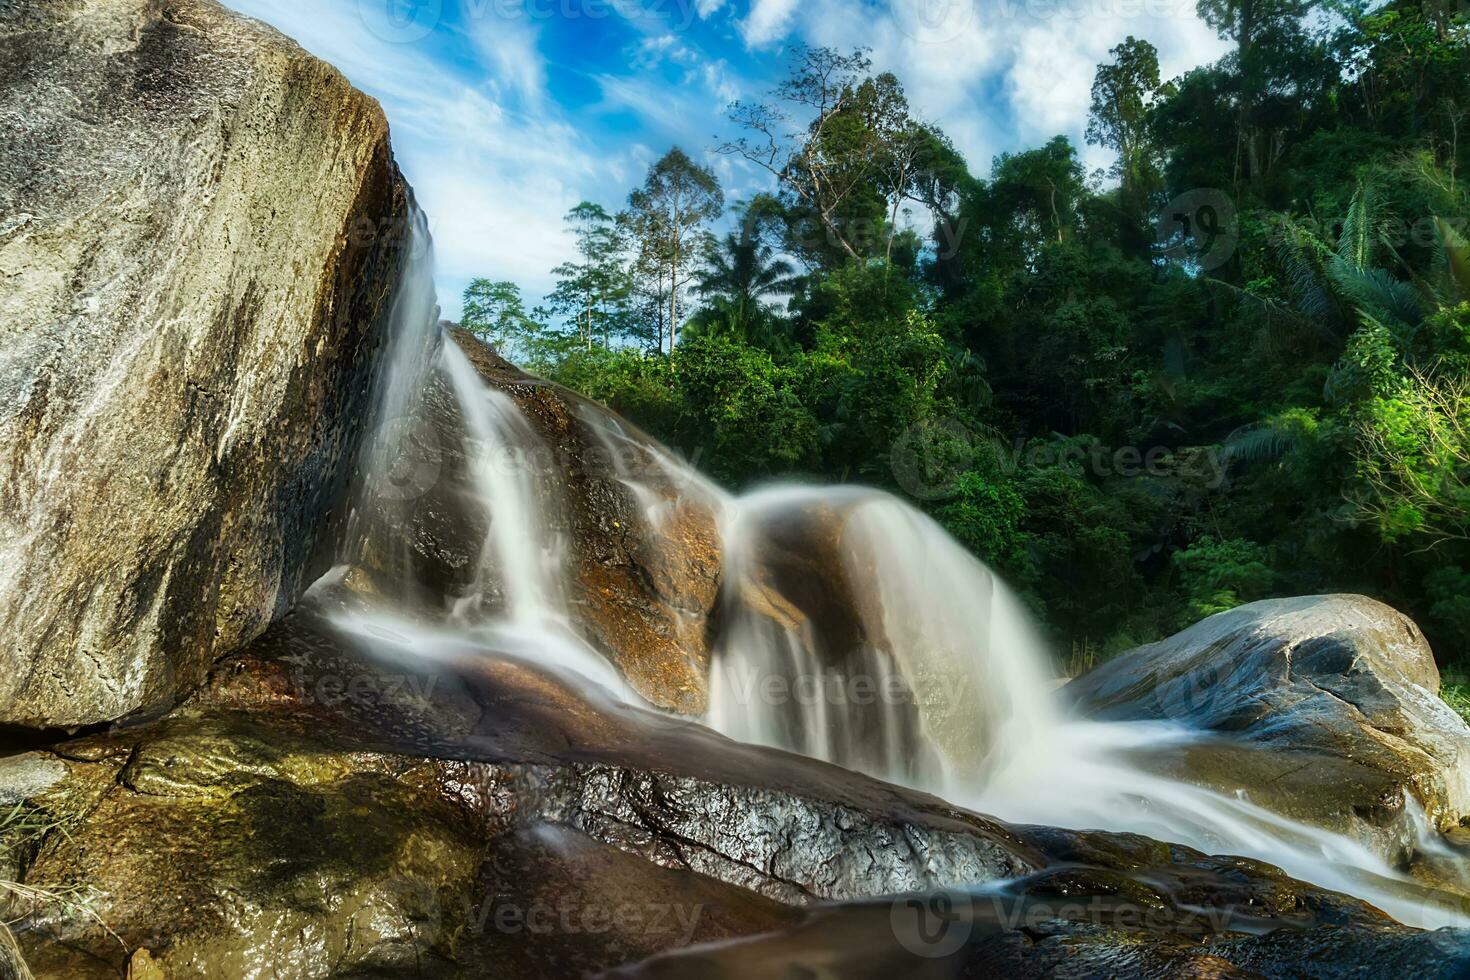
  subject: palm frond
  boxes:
[1337,182,1382,272]
[1222,422,1303,464]
[1273,218,1336,323]
[1435,217,1470,304]
[1327,257,1425,327]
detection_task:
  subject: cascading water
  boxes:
[707,486,1057,791]
[334,215,1470,932]
[439,343,567,627]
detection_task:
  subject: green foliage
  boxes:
[472,18,1470,672]
[937,451,1036,591]
[461,279,543,357]
[1173,536,1276,622]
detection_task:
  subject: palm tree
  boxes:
[692,206,802,347]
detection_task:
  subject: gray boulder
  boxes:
[1069,595,1470,853]
[0,0,410,728]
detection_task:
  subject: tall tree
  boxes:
[693,202,801,345]
[722,47,887,265]
[623,147,724,350]
[1195,0,1317,186]
[545,202,631,351]
[1087,36,1168,240]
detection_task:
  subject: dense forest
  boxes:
[461,0,1470,703]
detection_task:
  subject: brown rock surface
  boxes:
[353,328,724,713]
[3,609,1465,978]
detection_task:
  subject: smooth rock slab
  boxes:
[1069,595,1470,854]
[4,612,1465,977]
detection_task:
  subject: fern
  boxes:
[1222,410,1320,465]
[1273,217,1337,323]
[1336,181,1382,272]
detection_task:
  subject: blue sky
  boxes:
[225,0,1229,318]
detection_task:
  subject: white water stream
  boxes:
[335,216,1469,931]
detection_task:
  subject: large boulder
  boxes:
[353,329,725,714]
[0,0,409,728]
[1069,595,1470,852]
[5,609,1465,977]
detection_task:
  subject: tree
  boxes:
[1087,36,1169,240]
[1195,0,1318,186]
[722,47,889,265]
[694,202,801,341]
[545,202,632,352]
[461,279,542,357]
[623,148,724,351]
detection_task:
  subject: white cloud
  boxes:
[224,0,607,316]
[221,0,1232,314]
[740,0,801,47]
[465,17,546,108]
[737,0,1230,176]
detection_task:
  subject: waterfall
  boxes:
[331,219,1470,932]
[440,343,567,626]
[707,486,1057,791]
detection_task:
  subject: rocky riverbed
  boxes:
[1,2,1468,977]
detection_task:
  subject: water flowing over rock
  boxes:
[0,0,409,728]
[3,3,1470,976]
[351,328,725,713]
[7,612,1466,978]
[1068,595,1470,852]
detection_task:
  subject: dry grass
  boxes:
[0,803,123,979]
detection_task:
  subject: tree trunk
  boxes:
[669,235,680,351]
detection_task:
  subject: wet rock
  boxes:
[1069,595,1470,854]
[354,329,724,713]
[5,615,1464,977]
[1,614,1033,976]
[606,883,1470,980]
[0,0,410,729]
